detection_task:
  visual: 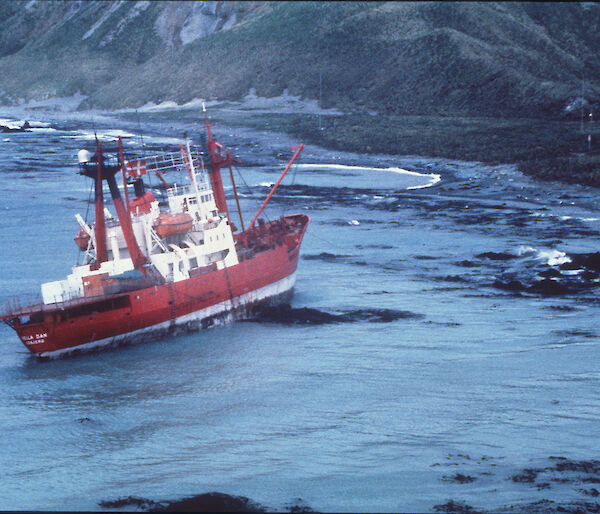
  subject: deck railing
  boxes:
[1,293,43,318]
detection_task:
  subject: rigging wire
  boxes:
[304,226,344,250]
[279,160,299,220]
[76,180,95,267]
[233,162,290,226]
[135,109,145,150]
[233,163,273,224]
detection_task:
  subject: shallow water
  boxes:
[0,109,599,512]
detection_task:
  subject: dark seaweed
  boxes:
[302,252,351,262]
[99,496,161,510]
[244,304,424,325]
[100,492,265,512]
[476,251,517,261]
[99,492,317,512]
[151,492,266,512]
[443,473,477,483]
[433,500,482,513]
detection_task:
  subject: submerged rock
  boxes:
[151,492,266,512]
[100,492,266,512]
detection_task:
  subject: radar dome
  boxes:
[78,149,92,163]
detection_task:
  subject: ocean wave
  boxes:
[517,246,571,266]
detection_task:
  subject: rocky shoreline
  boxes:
[3,98,600,188]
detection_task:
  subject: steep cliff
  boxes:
[0,1,598,118]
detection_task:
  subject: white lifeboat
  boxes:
[74,227,91,251]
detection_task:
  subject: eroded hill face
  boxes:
[0,1,598,118]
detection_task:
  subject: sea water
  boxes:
[0,110,599,512]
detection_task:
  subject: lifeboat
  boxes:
[153,212,193,238]
[74,227,91,251]
[129,191,155,215]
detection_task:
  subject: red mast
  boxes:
[92,142,108,268]
[118,137,130,213]
[204,116,230,220]
[105,173,148,274]
[81,141,148,274]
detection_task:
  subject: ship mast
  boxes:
[80,140,149,274]
[204,115,231,220]
[92,142,108,268]
[201,109,303,233]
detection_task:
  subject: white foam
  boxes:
[407,176,442,190]
[540,250,571,266]
[0,118,53,131]
[0,119,24,129]
[295,163,441,189]
[139,134,183,145]
[29,127,57,133]
[67,129,137,141]
[518,245,571,266]
[563,215,600,222]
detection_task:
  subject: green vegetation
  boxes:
[519,154,600,187]
[1,2,599,118]
[72,2,600,117]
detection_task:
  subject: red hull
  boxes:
[4,214,309,357]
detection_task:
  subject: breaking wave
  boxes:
[488,249,600,296]
[517,245,571,266]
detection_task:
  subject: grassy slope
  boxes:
[1,1,599,114]
[0,0,164,102]
[81,2,600,117]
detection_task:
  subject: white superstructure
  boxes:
[42,143,238,305]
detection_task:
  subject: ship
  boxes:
[1,115,309,358]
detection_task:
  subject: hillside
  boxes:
[0,1,599,118]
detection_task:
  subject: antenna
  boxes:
[92,115,98,144]
[135,109,145,149]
